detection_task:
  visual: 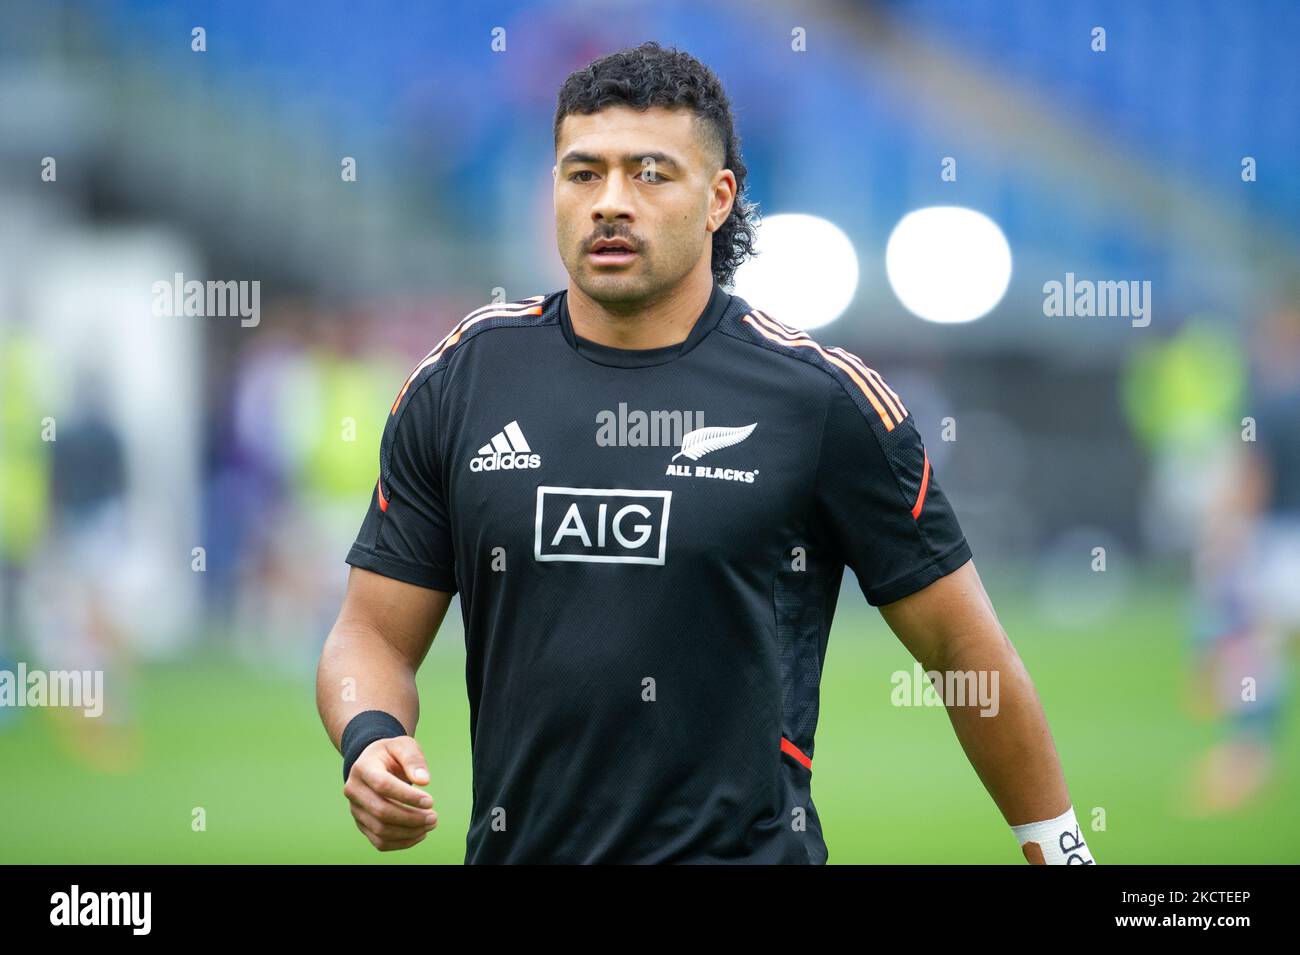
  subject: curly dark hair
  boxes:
[554,41,759,289]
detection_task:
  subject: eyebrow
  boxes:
[559,150,683,170]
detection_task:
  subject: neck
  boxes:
[567,267,714,350]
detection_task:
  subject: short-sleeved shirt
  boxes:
[346,279,972,863]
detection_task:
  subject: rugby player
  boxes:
[316,41,1094,864]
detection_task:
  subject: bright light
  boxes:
[885,207,1011,324]
[733,213,859,330]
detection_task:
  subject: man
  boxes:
[1186,295,1300,815]
[316,41,1094,864]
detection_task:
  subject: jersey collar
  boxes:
[558,279,729,368]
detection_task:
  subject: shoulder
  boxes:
[389,292,557,416]
[717,301,911,436]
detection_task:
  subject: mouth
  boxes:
[588,239,638,266]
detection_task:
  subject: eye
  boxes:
[569,170,597,183]
[637,168,667,183]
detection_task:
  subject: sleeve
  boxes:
[813,380,971,606]
[345,368,458,593]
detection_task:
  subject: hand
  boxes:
[342,735,437,851]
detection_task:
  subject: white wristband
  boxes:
[1011,805,1095,864]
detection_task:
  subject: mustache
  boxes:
[585,230,641,251]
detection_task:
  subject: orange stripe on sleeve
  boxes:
[390,301,544,414]
[749,312,905,425]
[742,313,896,431]
[749,312,906,423]
[827,346,906,424]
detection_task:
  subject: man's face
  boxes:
[553,105,732,305]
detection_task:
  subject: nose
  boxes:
[591,171,635,226]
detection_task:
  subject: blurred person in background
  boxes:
[228,306,401,673]
[220,308,317,671]
[1184,290,1300,815]
[1123,318,1248,558]
[20,368,140,770]
[0,332,52,730]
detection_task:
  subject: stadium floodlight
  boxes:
[733,213,859,331]
[886,206,1012,324]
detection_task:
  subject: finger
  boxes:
[352,811,429,852]
[385,736,431,787]
[342,776,438,834]
[352,812,385,848]
[351,803,433,840]
[376,831,429,852]
[352,783,438,829]
[356,755,433,809]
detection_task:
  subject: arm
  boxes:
[878,558,1080,863]
[317,566,453,748]
[316,566,454,851]
[808,365,1091,862]
[319,358,458,852]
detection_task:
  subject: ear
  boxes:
[709,169,737,230]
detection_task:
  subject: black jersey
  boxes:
[346,278,972,863]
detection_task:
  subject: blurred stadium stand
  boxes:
[0,0,1296,658]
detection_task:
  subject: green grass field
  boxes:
[2,581,1297,863]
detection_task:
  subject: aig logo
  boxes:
[534,486,671,565]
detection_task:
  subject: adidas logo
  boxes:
[470,420,541,472]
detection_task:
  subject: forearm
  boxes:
[880,562,1089,861]
[316,622,420,751]
[932,633,1071,827]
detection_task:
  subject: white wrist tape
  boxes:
[1011,805,1095,864]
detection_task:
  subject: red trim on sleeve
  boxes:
[910,450,931,519]
[376,477,389,513]
[780,736,812,771]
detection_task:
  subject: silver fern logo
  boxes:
[666,423,759,483]
[671,423,756,461]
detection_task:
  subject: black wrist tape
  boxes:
[341,710,408,783]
